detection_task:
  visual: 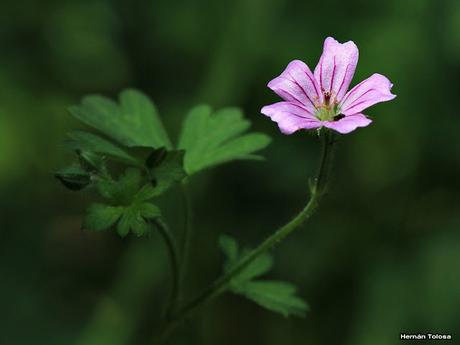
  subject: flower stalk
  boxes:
[156,130,337,343]
[178,181,193,304]
[155,219,180,318]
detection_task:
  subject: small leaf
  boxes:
[178,105,271,174]
[219,235,307,318]
[116,212,132,237]
[97,168,142,204]
[134,184,157,202]
[139,203,161,219]
[235,280,308,317]
[130,217,151,236]
[219,235,239,267]
[146,150,187,198]
[83,203,123,231]
[96,179,117,200]
[78,150,106,172]
[66,130,140,165]
[117,207,151,237]
[220,235,273,282]
[233,250,273,283]
[55,166,91,191]
[204,133,271,169]
[119,89,172,149]
[69,89,172,149]
[117,168,143,199]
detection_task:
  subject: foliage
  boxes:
[54,166,91,191]
[64,130,140,166]
[83,168,162,236]
[178,105,271,175]
[68,89,172,149]
[56,89,271,236]
[219,235,308,317]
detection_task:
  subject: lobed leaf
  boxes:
[83,203,123,231]
[134,150,187,201]
[65,130,140,165]
[235,280,309,317]
[148,150,187,197]
[233,250,273,284]
[219,234,307,318]
[116,206,153,237]
[97,168,142,204]
[138,203,161,219]
[55,166,91,191]
[69,89,172,149]
[178,105,271,174]
[219,234,239,267]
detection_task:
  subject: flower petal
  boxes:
[340,73,396,115]
[314,37,359,102]
[261,102,321,135]
[267,60,322,113]
[323,113,372,134]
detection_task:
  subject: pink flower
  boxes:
[261,37,396,134]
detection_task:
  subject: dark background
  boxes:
[1,0,459,344]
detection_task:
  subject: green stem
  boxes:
[315,129,335,192]
[178,182,193,303]
[155,219,180,318]
[156,130,336,343]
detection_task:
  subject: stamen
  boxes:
[324,91,331,106]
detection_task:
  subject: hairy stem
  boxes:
[156,130,336,343]
[155,219,180,318]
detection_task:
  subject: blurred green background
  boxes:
[1,0,460,344]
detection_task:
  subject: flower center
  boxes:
[315,91,341,121]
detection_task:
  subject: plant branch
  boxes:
[178,182,193,303]
[154,130,337,343]
[154,219,180,318]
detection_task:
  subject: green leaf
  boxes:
[117,207,152,237]
[83,203,123,231]
[219,235,239,267]
[149,150,187,197]
[77,150,106,172]
[97,168,142,204]
[219,235,273,281]
[204,133,271,167]
[65,130,140,165]
[137,150,187,200]
[83,202,159,237]
[91,168,162,237]
[55,166,91,191]
[116,211,132,237]
[69,89,172,149]
[116,168,143,199]
[234,250,273,283]
[138,203,161,219]
[178,105,271,174]
[235,281,308,317]
[219,235,307,318]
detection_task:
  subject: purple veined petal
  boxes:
[267,60,322,113]
[261,101,322,135]
[314,37,359,103]
[340,73,396,115]
[323,113,372,134]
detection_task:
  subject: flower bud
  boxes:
[55,166,91,191]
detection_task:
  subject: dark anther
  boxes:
[324,91,331,105]
[333,114,345,121]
